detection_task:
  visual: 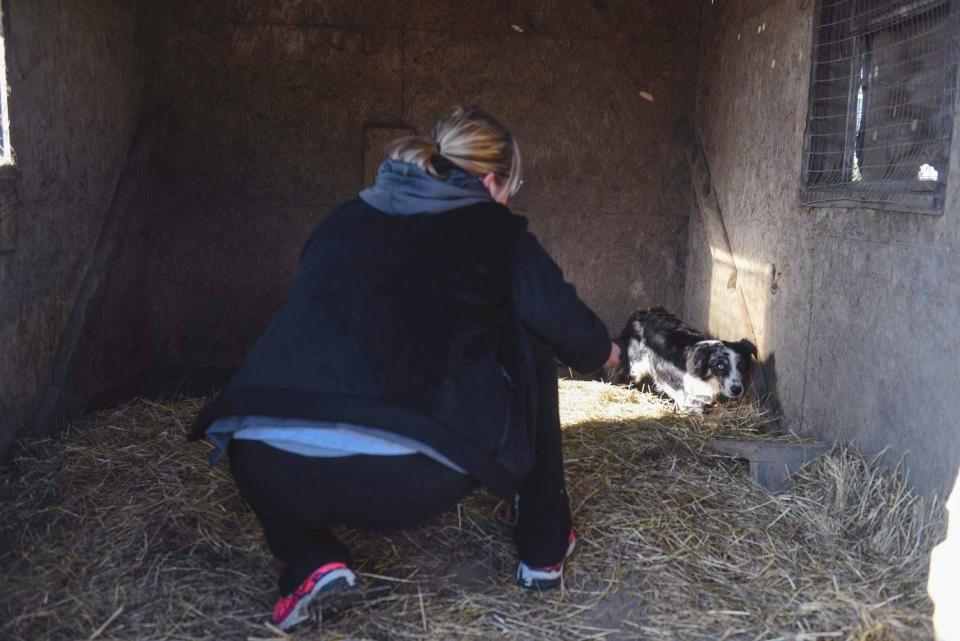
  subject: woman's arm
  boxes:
[513,231,617,374]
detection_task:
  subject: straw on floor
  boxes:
[0,381,945,641]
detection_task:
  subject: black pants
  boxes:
[229,338,572,595]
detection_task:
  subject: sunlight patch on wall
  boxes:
[706,247,773,351]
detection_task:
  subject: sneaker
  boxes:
[515,529,577,590]
[272,562,359,630]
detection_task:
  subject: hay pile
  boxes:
[0,381,944,641]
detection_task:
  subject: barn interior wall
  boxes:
[127,0,701,388]
[686,0,960,495]
[0,0,142,448]
[5,0,955,498]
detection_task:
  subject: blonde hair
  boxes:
[386,105,523,196]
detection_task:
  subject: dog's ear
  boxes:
[732,339,758,360]
[691,344,712,377]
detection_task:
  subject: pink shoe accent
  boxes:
[272,562,351,628]
[516,529,577,589]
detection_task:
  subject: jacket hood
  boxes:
[358,159,493,215]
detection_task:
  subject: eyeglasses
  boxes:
[511,179,525,197]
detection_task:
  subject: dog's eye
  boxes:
[715,363,728,373]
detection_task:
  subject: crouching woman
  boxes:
[190,105,619,630]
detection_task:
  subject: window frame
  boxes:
[0,0,11,166]
[799,0,958,215]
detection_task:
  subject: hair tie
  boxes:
[431,151,457,174]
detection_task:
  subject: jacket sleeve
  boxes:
[513,231,612,374]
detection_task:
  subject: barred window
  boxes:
[800,0,959,214]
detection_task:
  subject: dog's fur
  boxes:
[606,307,757,414]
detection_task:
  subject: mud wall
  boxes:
[134,1,701,385]
[686,0,960,495]
[0,0,141,449]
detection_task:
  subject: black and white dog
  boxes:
[607,307,758,414]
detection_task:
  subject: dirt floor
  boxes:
[0,381,943,641]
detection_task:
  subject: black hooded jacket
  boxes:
[191,197,609,498]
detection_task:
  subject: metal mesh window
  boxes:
[800,0,960,214]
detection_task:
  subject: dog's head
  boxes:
[690,339,757,399]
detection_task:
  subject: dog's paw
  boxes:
[676,400,707,415]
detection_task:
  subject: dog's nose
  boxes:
[730,385,743,396]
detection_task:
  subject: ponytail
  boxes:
[386,105,523,196]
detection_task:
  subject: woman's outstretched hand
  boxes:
[604,342,621,369]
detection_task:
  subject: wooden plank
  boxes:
[30,117,157,433]
[708,437,830,493]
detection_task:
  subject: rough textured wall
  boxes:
[686,0,960,495]
[0,0,141,449]
[137,0,700,385]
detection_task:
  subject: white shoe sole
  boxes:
[516,536,577,589]
[277,567,358,631]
